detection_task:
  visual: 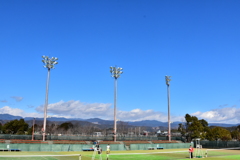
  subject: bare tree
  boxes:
[117,121,128,136]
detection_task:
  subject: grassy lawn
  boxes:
[0,148,240,160]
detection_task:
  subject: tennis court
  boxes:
[0,148,240,160]
[0,152,81,160]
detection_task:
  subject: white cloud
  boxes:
[36,100,113,119]
[118,109,181,122]
[35,100,183,122]
[192,106,240,124]
[1,100,240,124]
[0,106,24,115]
[0,106,42,118]
[11,96,23,102]
[27,105,34,108]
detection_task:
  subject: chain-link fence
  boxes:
[0,134,184,141]
[0,143,125,151]
[195,140,240,149]
[130,142,192,150]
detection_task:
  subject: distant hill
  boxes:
[0,114,22,120]
[128,120,181,128]
[24,116,83,122]
[0,113,239,128]
[0,114,83,122]
[208,123,239,128]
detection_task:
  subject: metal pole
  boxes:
[113,77,117,142]
[43,68,50,141]
[32,118,35,141]
[167,81,171,141]
[110,66,122,142]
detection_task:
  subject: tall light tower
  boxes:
[110,66,123,142]
[42,56,58,141]
[165,75,171,141]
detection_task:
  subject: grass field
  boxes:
[0,148,240,160]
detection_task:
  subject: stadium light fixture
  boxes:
[42,56,58,141]
[110,66,123,142]
[165,75,171,141]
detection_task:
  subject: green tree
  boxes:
[178,123,186,136]
[58,122,73,131]
[26,123,38,135]
[206,128,215,141]
[207,127,232,141]
[2,119,29,134]
[188,120,204,139]
[230,125,240,140]
[231,130,240,140]
[179,114,209,142]
[236,125,240,132]
[199,119,208,128]
[0,123,2,133]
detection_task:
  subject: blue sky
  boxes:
[1,0,240,124]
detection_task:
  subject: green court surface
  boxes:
[0,152,80,160]
[0,148,240,160]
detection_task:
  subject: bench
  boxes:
[0,148,21,151]
[82,148,94,151]
[10,149,21,151]
[157,147,164,149]
[148,147,155,150]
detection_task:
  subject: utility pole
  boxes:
[32,118,35,141]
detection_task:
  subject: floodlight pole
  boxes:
[114,77,117,141]
[43,68,50,141]
[165,75,171,142]
[110,66,123,142]
[42,56,58,141]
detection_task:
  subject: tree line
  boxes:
[0,114,240,142]
[0,119,132,136]
[178,114,240,142]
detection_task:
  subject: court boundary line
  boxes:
[110,147,240,156]
[0,154,80,157]
[111,150,188,155]
[207,147,240,150]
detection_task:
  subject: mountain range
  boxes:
[0,114,239,128]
